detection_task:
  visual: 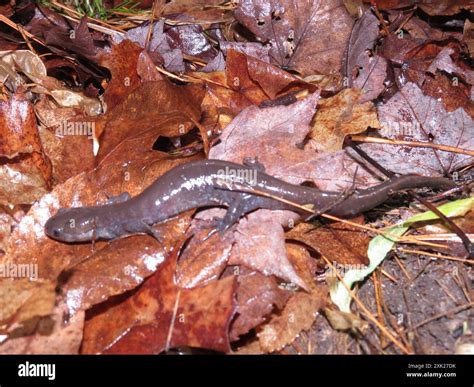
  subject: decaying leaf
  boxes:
[0,301,84,354]
[310,88,379,152]
[363,82,473,176]
[0,92,51,205]
[286,216,370,266]
[257,244,328,352]
[235,0,354,77]
[82,246,237,354]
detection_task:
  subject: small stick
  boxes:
[349,135,474,157]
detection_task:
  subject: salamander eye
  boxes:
[53,229,61,237]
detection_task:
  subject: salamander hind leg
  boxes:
[214,194,258,234]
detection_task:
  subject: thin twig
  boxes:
[349,135,474,157]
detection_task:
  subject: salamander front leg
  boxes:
[104,192,131,205]
[242,157,266,172]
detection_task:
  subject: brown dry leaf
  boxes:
[363,82,473,176]
[0,207,25,254]
[224,49,270,106]
[0,91,51,205]
[0,301,84,354]
[422,72,474,118]
[343,10,387,103]
[465,20,474,55]
[418,1,473,16]
[366,0,472,15]
[35,96,96,183]
[230,269,289,341]
[97,80,204,162]
[286,216,370,266]
[324,308,367,331]
[227,49,315,100]
[0,279,55,327]
[99,40,143,110]
[208,92,320,182]
[427,47,474,85]
[198,49,312,132]
[310,88,379,152]
[0,50,101,115]
[234,0,354,77]
[188,207,306,288]
[82,247,237,354]
[257,243,327,352]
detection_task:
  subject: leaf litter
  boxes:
[0,0,471,354]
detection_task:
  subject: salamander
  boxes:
[44,159,456,243]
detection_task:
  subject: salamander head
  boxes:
[45,207,112,243]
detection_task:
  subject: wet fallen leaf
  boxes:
[343,10,387,103]
[0,301,84,354]
[82,245,237,354]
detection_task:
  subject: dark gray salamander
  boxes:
[44,159,456,243]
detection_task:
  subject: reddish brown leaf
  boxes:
[99,40,143,110]
[0,91,51,205]
[82,247,237,354]
[97,80,204,162]
[230,270,289,341]
[176,218,235,288]
[35,96,96,183]
[422,72,474,118]
[0,302,84,354]
[286,217,370,266]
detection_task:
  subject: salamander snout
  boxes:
[45,207,97,243]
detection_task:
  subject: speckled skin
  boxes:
[44,159,455,243]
